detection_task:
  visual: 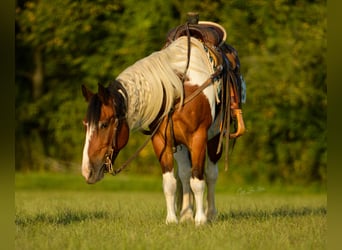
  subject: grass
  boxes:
[15,172,327,250]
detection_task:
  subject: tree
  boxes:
[15,0,327,185]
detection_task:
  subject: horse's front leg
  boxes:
[163,170,177,224]
[152,132,178,224]
[174,145,194,222]
[190,131,208,226]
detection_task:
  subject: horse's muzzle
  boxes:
[82,164,105,184]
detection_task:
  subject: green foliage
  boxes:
[228,0,327,184]
[15,0,326,185]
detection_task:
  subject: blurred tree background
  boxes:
[15,0,326,186]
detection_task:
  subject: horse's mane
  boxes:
[86,80,127,127]
[108,80,127,120]
[86,95,102,127]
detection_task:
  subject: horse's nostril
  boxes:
[85,169,96,184]
[88,169,93,178]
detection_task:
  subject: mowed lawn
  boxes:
[15,173,327,250]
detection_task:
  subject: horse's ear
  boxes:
[98,83,108,104]
[81,84,94,102]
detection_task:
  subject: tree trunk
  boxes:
[32,46,43,100]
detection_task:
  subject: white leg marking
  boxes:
[190,177,207,225]
[174,146,194,222]
[162,171,178,224]
[205,159,218,222]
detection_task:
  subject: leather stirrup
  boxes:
[229,108,246,139]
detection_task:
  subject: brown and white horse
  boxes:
[81,36,235,225]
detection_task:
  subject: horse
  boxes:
[81,18,245,225]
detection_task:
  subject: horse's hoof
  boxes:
[194,214,207,226]
[180,210,194,223]
[165,216,178,224]
[206,209,217,222]
[195,219,207,226]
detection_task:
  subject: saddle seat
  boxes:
[166,20,227,48]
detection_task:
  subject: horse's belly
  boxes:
[208,113,221,140]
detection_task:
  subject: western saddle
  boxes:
[165,12,246,140]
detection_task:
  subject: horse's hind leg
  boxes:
[174,146,194,222]
[205,159,218,222]
[206,134,222,222]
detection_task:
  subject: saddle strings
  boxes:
[168,22,191,153]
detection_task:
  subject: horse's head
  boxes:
[81,83,129,184]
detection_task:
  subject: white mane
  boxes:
[117,36,215,130]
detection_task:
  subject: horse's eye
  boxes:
[99,122,109,129]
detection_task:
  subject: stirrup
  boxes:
[229,109,246,139]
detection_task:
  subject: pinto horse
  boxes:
[81,22,245,225]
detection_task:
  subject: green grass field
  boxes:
[15,172,326,250]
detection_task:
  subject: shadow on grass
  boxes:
[16,209,110,226]
[218,206,327,221]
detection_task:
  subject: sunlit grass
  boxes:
[15,172,326,250]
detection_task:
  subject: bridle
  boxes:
[103,117,119,175]
[102,82,129,176]
[103,112,163,176]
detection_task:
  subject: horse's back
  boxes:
[165,37,220,121]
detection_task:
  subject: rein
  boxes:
[103,118,119,175]
[105,116,161,176]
